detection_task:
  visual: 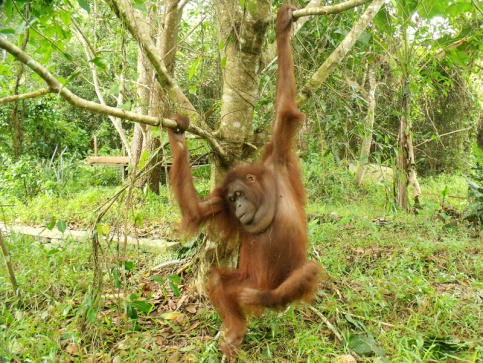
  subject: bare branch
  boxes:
[263,0,371,70]
[0,88,51,105]
[293,0,372,18]
[414,127,473,148]
[0,35,164,126]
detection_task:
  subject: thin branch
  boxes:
[472,0,483,16]
[105,0,228,163]
[0,88,51,105]
[298,0,385,107]
[414,127,473,148]
[263,0,371,71]
[75,22,133,159]
[308,305,344,342]
[151,259,187,271]
[293,0,372,18]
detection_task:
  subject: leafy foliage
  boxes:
[463,144,483,226]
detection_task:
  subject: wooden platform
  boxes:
[86,156,208,183]
[87,156,130,166]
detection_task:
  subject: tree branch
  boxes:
[263,0,372,70]
[0,36,228,163]
[0,88,51,105]
[293,0,372,18]
[0,36,163,126]
[297,0,384,107]
[106,0,198,120]
[414,127,473,148]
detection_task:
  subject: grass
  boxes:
[1,173,482,362]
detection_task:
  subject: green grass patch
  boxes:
[1,174,482,362]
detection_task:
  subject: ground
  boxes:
[1,176,482,362]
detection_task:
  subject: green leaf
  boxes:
[169,281,180,297]
[134,214,143,228]
[220,57,227,69]
[102,224,110,235]
[124,261,136,271]
[107,81,121,96]
[89,56,107,70]
[374,5,392,34]
[152,276,165,284]
[338,216,351,225]
[87,308,98,322]
[57,220,67,233]
[46,217,56,231]
[0,28,16,35]
[443,221,458,230]
[112,268,122,288]
[348,334,386,357]
[131,300,154,314]
[61,69,81,86]
[132,0,147,12]
[441,185,449,198]
[137,150,149,170]
[78,0,90,13]
[357,32,371,45]
[188,84,197,95]
[46,248,60,256]
[168,275,181,284]
[189,57,201,80]
[58,10,72,27]
[126,304,138,320]
[119,101,132,110]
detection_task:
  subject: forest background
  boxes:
[0,0,482,362]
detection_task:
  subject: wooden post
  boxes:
[93,135,98,156]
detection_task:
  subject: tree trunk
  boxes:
[10,4,30,159]
[397,78,410,211]
[396,78,421,211]
[215,0,271,168]
[356,66,377,186]
[190,0,272,291]
[147,0,184,193]
[131,7,155,186]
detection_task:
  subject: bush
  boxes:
[0,153,43,202]
[463,144,483,226]
[302,152,358,203]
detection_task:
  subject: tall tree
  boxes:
[0,0,382,287]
